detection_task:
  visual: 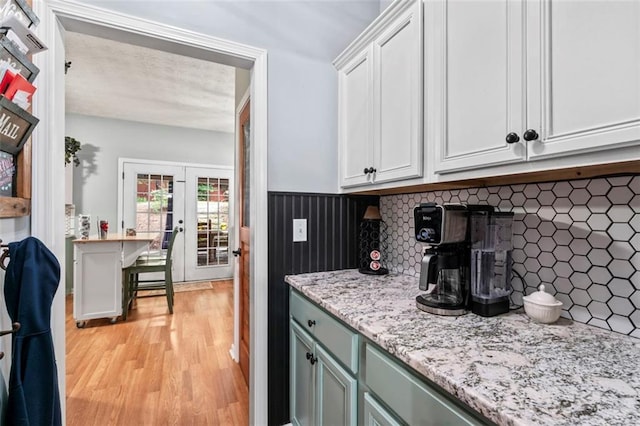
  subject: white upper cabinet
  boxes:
[432,0,640,175]
[526,0,640,159]
[339,47,374,187]
[431,0,526,174]
[336,0,423,188]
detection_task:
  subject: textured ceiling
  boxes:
[64,32,236,133]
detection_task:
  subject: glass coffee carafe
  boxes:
[417,247,467,316]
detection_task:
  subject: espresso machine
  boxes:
[413,203,471,316]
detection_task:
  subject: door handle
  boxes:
[232,248,242,257]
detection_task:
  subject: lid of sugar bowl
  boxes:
[523,285,562,306]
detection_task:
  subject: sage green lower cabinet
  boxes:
[363,392,402,426]
[365,344,487,426]
[290,289,490,426]
[291,321,315,426]
[315,344,357,425]
[290,320,357,426]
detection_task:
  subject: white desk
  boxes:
[73,234,154,327]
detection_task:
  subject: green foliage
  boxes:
[149,188,169,213]
[65,136,82,167]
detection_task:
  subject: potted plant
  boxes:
[65,136,81,166]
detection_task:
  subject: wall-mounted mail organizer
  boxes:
[0,0,39,29]
[0,95,38,155]
[0,35,39,82]
[0,0,44,203]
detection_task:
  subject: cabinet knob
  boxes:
[505,132,520,144]
[310,355,317,365]
[363,168,370,175]
[523,129,539,141]
[363,167,376,175]
[306,352,312,360]
[307,319,316,327]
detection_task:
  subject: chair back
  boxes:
[165,227,179,270]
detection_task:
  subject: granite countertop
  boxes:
[285,269,640,426]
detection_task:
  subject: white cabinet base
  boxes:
[73,241,123,325]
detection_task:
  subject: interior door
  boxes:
[236,98,251,385]
[122,162,186,282]
[184,166,234,281]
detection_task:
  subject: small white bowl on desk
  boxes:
[522,284,563,324]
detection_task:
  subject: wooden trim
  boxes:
[354,161,640,196]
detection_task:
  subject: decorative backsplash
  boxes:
[380,175,640,337]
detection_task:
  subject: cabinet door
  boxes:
[363,392,402,426]
[339,46,374,187]
[430,0,526,173]
[526,0,640,160]
[291,321,315,426]
[315,345,357,426]
[73,241,123,321]
[372,0,423,184]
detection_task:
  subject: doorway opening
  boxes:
[33,1,269,423]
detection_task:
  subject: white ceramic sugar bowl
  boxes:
[522,285,563,324]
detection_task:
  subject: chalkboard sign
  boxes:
[0,95,38,154]
[0,149,14,197]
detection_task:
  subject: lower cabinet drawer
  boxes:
[365,344,485,426]
[290,290,359,373]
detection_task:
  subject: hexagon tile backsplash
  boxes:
[379,175,640,337]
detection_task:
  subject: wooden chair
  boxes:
[122,227,179,319]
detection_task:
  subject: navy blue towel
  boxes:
[4,237,61,426]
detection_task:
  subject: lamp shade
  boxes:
[363,206,382,220]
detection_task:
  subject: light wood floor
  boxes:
[66,280,249,425]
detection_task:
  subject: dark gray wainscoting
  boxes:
[267,191,378,425]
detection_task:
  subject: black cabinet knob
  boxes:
[306,352,312,360]
[363,168,369,175]
[505,132,520,144]
[232,248,242,257]
[307,319,316,327]
[523,129,539,141]
[310,355,317,365]
[363,166,377,175]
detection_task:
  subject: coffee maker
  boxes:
[413,203,470,316]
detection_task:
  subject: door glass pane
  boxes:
[196,177,230,267]
[136,174,173,254]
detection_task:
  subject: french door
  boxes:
[121,160,233,282]
[184,166,234,281]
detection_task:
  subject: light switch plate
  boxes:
[293,219,307,242]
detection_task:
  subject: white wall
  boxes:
[71,0,381,193]
[67,113,234,228]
